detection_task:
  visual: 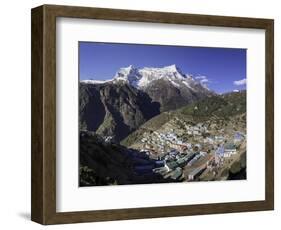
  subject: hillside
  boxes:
[180,90,246,119]
[121,91,246,147]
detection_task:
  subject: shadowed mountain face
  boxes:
[143,78,211,112]
[80,82,160,142]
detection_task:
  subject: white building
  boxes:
[224,144,237,157]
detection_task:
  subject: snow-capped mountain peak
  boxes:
[80,64,215,115]
[114,65,142,88]
[115,65,135,76]
[161,64,183,73]
[114,65,137,78]
[112,64,191,89]
[81,65,213,94]
[140,64,184,78]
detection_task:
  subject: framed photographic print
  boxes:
[31,4,274,225]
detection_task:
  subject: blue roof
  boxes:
[216,146,224,155]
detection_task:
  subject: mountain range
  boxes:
[80,65,214,141]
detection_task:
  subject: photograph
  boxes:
[79,42,247,186]
[29,4,274,224]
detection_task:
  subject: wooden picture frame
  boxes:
[31,4,274,225]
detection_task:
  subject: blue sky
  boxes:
[79,42,246,93]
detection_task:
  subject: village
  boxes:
[130,116,246,182]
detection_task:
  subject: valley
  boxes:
[79,64,247,186]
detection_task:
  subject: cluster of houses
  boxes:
[127,115,246,182]
[140,130,191,160]
[215,132,245,158]
[151,150,212,181]
[135,123,246,181]
[184,122,209,136]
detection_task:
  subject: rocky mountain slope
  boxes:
[80,81,160,142]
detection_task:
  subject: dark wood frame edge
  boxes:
[31,4,274,225]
